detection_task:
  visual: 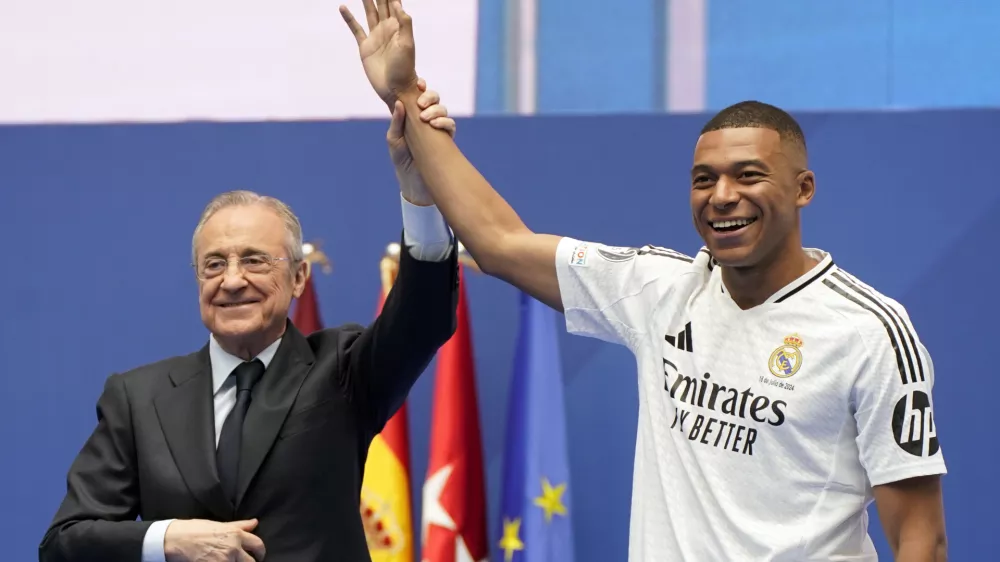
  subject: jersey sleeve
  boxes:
[851,310,947,487]
[554,236,698,350]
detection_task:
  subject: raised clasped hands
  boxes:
[387,77,454,204]
[340,0,419,107]
[341,0,454,206]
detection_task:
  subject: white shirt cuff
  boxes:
[141,519,174,562]
[400,194,454,262]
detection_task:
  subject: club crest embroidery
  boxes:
[769,334,804,378]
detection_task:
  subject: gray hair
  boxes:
[191,190,305,265]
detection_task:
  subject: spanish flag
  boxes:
[360,252,415,561]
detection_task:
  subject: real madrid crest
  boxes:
[768,334,803,378]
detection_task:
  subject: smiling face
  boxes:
[194,203,307,358]
[690,127,815,269]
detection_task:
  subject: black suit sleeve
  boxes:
[39,373,152,562]
[345,231,459,433]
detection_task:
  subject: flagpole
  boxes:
[420,244,489,561]
[381,244,400,291]
[301,240,334,280]
[362,243,417,561]
[291,239,329,336]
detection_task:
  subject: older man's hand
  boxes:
[387,77,455,206]
[164,518,265,562]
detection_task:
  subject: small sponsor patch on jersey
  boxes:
[596,245,638,262]
[768,334,804,378]
[569,242,590,266]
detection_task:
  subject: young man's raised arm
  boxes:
[394,91,563,311]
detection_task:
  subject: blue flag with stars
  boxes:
[498,291,575,562]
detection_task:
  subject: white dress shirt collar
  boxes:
[209,335,282,395]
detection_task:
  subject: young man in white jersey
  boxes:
[339,2,948,559]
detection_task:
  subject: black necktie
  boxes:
[216,359,265,505]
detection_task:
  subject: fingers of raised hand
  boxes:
[419,101,447,121]
[387,101,406,141]
[361,0,379,31]
[390,1,411,30]
[339,6,367,45]
[430,117,456,137]
[418,96,455,136]
[416,89,440,109]
[343,0,407,41]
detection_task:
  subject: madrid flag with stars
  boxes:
[421,265,489,562]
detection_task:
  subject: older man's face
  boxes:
[194,204,307,357]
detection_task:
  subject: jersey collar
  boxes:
[716,248,835,305]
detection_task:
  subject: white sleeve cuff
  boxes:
[400,194,454,262]
[141,519,174,562]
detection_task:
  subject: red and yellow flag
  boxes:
[360,253,415,561]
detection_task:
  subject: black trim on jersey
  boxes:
[774,261,836,303]
[637,246,693,263]
[699,249,717,271]
[705,249,833,301]
[838,272,926,383]
[822,278,910,385]
[832,271,925,383]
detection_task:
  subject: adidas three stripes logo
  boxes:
[664,321,694,352]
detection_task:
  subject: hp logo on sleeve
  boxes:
[891,390,940,457]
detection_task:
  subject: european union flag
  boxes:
[498,291,575,562]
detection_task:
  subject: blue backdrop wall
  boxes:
[1,109,997,560]
[475,0,1000,113]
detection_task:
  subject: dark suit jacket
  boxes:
[39,238,458,562]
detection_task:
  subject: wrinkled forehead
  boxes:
[692,127,786,170]
[195,205,289,259]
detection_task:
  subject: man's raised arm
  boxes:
[339,0,563,311]
[395,90,562,310]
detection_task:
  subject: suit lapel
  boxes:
[153,346,233,520]
[235,323,315,506]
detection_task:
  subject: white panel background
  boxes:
[0,0,478,123]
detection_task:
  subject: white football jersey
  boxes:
[554,238,946,561]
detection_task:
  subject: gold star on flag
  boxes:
[498,517,524,562]
[533,477,568,522]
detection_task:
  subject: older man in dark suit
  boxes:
[39,84,459,562]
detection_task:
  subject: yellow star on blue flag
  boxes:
[498,292,575,561]
[499,518,525,562]
[533,478,568,522]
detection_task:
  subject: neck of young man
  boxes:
[721,233,818,310]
